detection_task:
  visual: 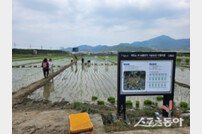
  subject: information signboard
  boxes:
[120,60,173,95]
[117,52,176,118]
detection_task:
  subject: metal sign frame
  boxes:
[117,52,176,118]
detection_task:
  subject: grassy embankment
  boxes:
[99,54,190,67]
[12,48,71,61]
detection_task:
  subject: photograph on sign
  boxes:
[120,60,173,95]
[124,71,146,90]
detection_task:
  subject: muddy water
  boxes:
[12,59,41,66]
[28,58,190,108]
[175,67,190,85]
[12,58,71,92]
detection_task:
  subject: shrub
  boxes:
[180,102,188,108]
[73,102,98,114]
[97,100,105,105]
[126,100,133,108]
[92,96,98,101]
[136,101,140,108]
[186,120,190,126]
[156,96,163,101]
[144,100,153,105]
[143,107,155,117]
[107,97,115,104]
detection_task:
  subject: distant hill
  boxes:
[64,35,190,52]
[131,35,190,50]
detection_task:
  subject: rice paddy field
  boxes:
[12,58,71,92]
[11,55,190,108]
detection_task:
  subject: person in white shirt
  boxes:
[71,57,73,63]
[49,59,53,73]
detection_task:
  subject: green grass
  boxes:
[126,100,133,108]
[73,102,98,114]
[176,56,190,66]
[98,56,117,62]
[144,100,153,105]
[156,96,163,101]
[12,54,69,61]
[97,100,105,105]
[107,97,115,104]
[180,102,188,108]
[136,101,140,108]
[92,96,98,101]
[153,102,158,106]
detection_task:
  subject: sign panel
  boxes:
[118,52,176,95]
[120,60,173,94]
[117,52,176,118]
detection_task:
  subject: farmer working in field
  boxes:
[81,57,84,64]
[41,58,49,78]
[71,57,73,63]
[49,58,53,73]
[74,55,78,64]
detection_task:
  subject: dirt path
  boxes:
[12,62,74,105]
[12,109,104,134]
[13,109,189,134]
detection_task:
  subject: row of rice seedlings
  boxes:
[92,96,115,105]
[13,65,62,68]
[28,60,189,106]
[45,63,116,103]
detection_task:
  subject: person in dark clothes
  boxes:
[81,57,84,64]
[41,58,49,78]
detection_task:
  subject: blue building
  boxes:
[72,47,79,52]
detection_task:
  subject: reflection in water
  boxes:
[71,65,74,72]
[94,64,98,72]
[75,64,78,74]
[28,59,190,108]
[43,79,54,99]
[180,67,185,71]
[82,64,84,71]
[87,62,91,68]
[105,64,109,72]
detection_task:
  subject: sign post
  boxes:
[117,52,176,119]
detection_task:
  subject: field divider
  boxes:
[12,62,74,106]
[175,81,190,88]
[12,57,69,67]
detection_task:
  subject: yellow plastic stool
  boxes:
[69,112,93,134]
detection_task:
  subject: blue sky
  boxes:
[12,0,190,49]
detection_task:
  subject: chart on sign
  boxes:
[121,60,173,94]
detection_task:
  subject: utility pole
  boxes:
[14,42,16,48]
[41,45,43,50]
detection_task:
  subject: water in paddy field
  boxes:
[12,59,42,66]
[12,58,71,92]
[175,67,190,85]
[28,57,190,108]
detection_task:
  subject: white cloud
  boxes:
[12,0,190,48]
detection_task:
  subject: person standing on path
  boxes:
[41,58,49,78]
[71,57,73,63]
[74,55,78,65]
[49,59,53,73]
[81,57,84,64]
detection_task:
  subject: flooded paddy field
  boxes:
[27,57,190,108]
[12,58,71,92]
[12,59,42,66]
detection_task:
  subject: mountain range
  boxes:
[64,35,190,52]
